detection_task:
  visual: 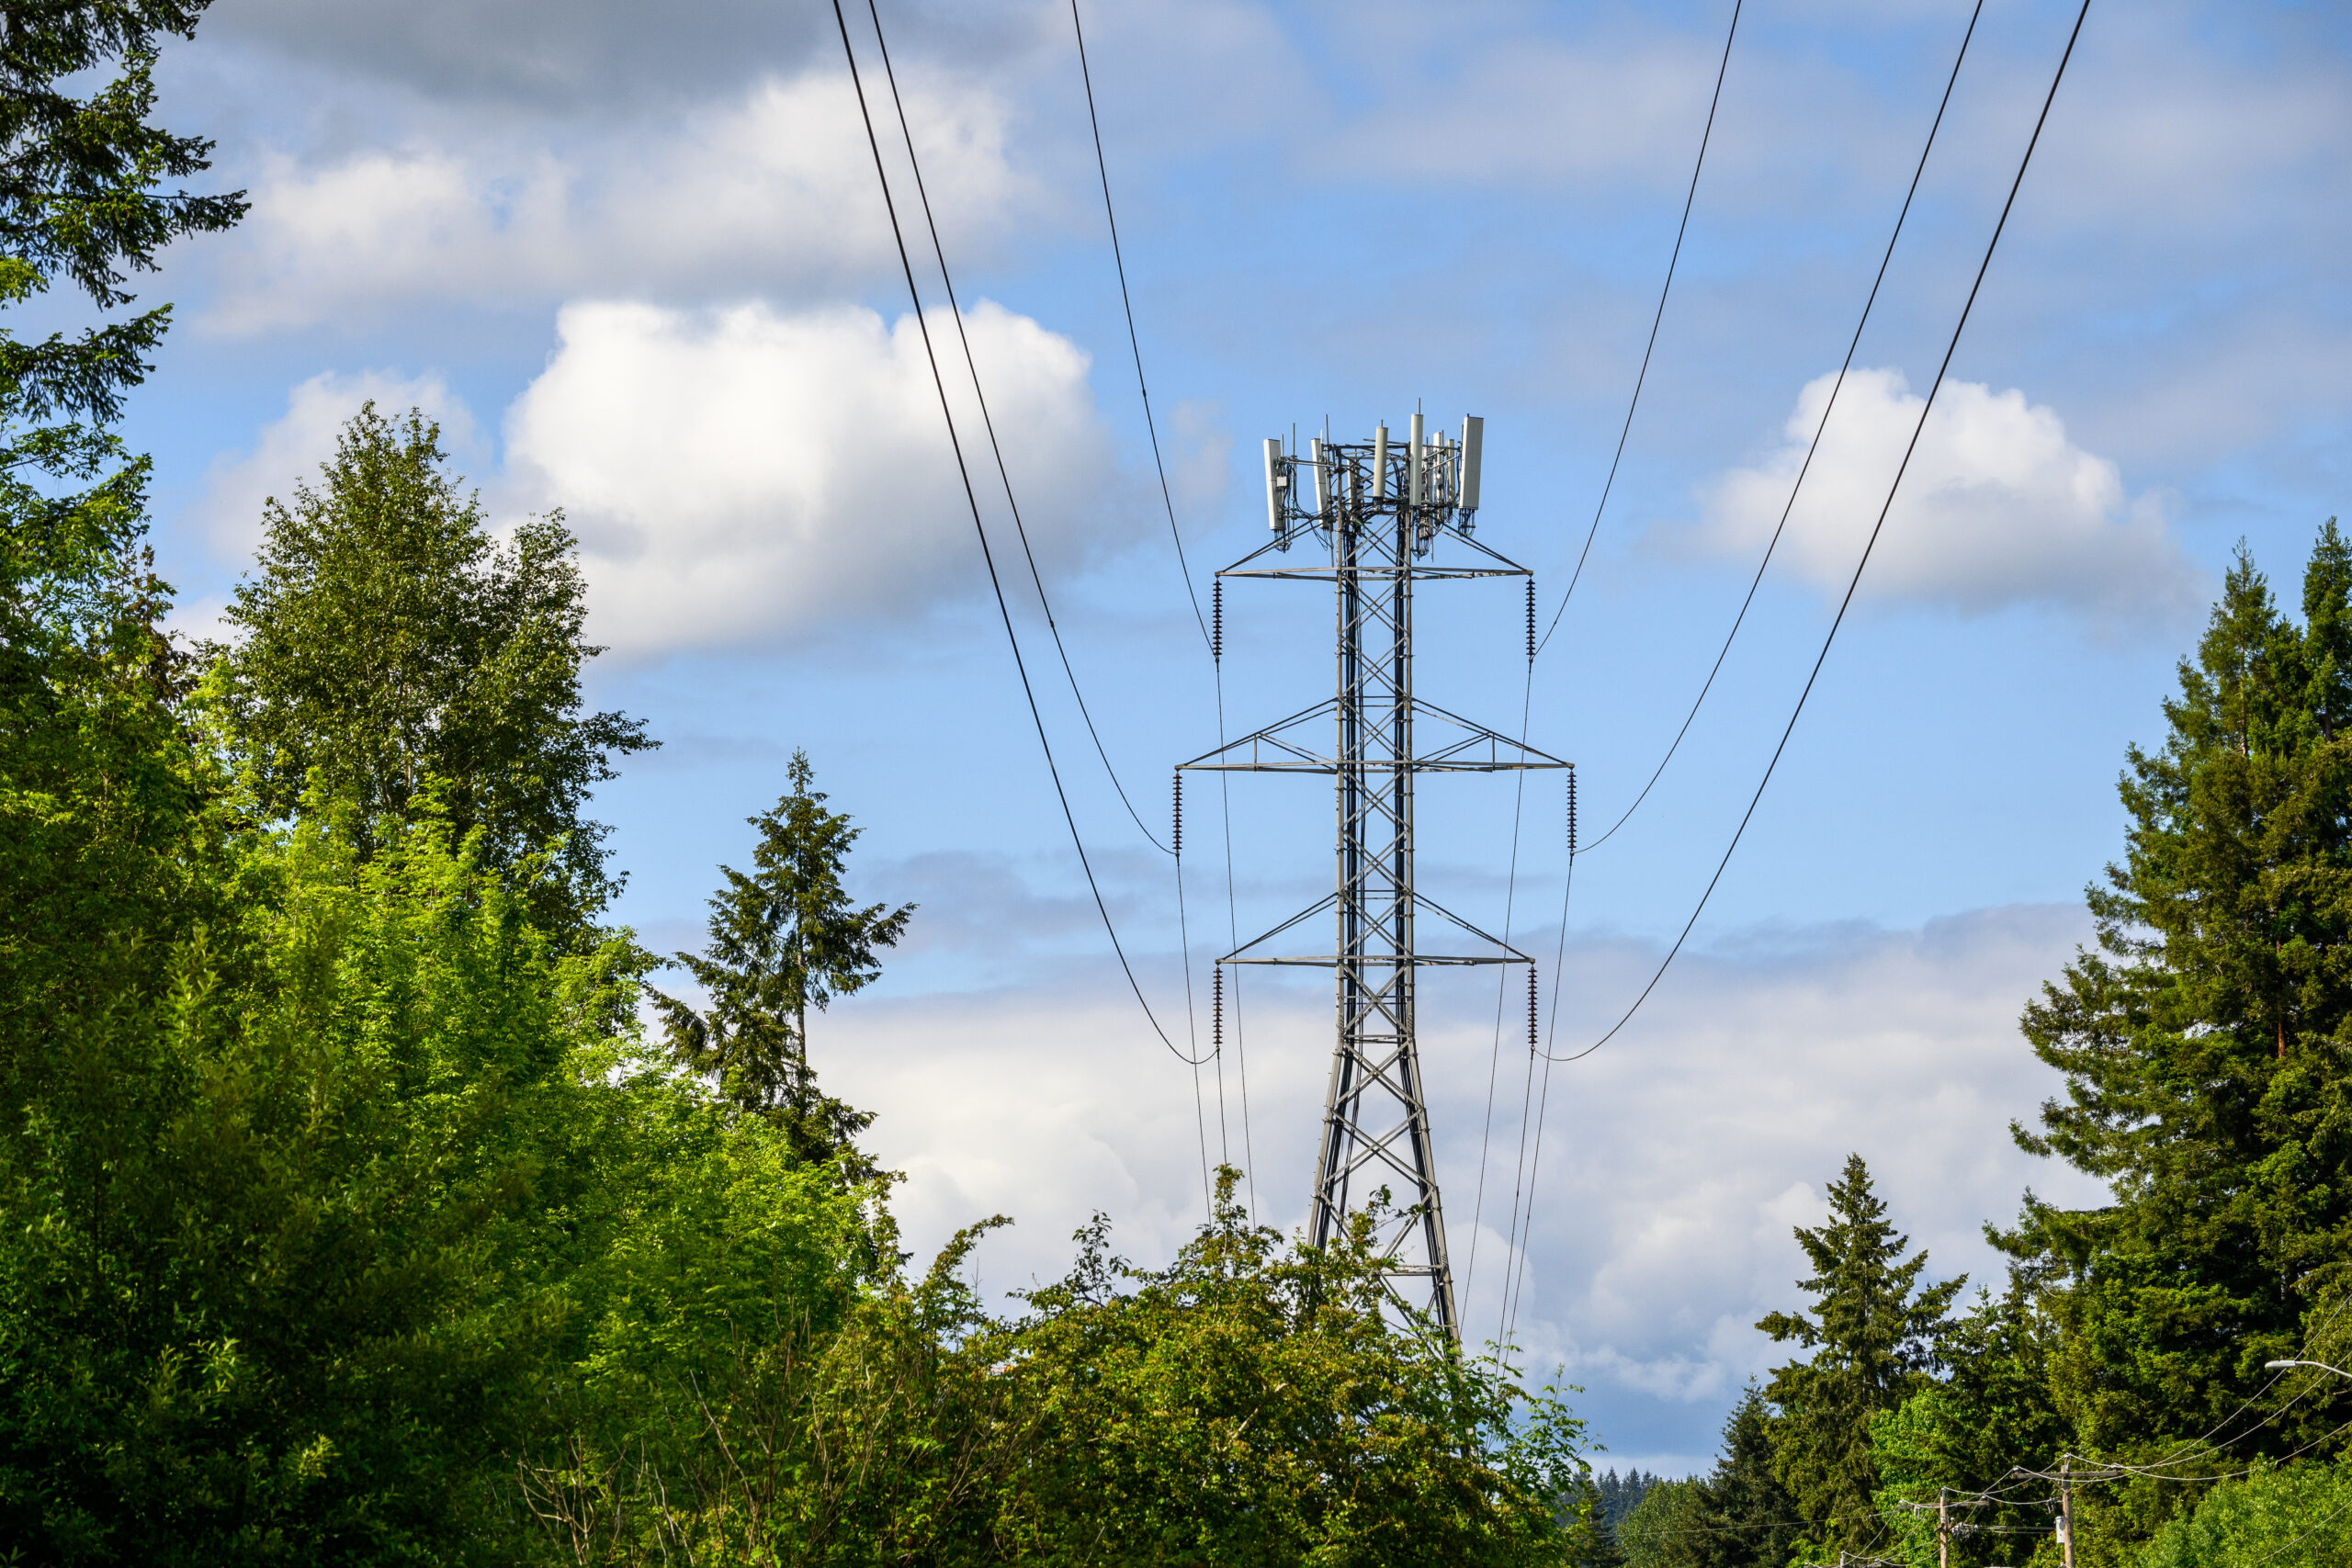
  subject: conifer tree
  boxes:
[1707,1387,1802,1568]
[654,750,913,1171]
[2001,524,2352,1545]
[1759,1154,1962,1561]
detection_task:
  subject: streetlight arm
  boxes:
[2266,1359,2352,1380]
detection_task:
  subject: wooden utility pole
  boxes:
[2058,1458,2076,1568]
[1938,1486,1951,1568]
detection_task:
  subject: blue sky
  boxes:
[119,0,2352,1470]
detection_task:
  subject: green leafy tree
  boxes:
[1620,1478,1713,1568]
[983,1175,1592,1566]
[209,403,654,937]
[653,750,912,1169]
[0,0,246,1101]
[1869,1281,2070,1568]
[1999,527,2352,1556]
[2139,1454,2352,1568]
[1759,1154,1963,1562]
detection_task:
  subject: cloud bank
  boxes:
[796,883,2104,1466]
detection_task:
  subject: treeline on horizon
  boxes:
[5,6,2352,1567]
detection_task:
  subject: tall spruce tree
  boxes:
[1759,1154,1962,1562]
[653,750,913,1171]
[209,404,652,938]
[2000,525,2352,1553]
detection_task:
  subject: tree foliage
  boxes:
[1759,1153,1962,1562]
[209,404,654,939]
[1997,527,2352,1552]
[652,749,911,1166]
[0,0,244,422]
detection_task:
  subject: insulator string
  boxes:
[1172,771,1182,859]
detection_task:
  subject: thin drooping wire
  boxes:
[1536,0,2093,1067]
[1464,664,1537,1317]
[1069,0,1259,1201]
[1577,0,1985,857]
[1218,689,1260,1216]
[1069,0,1213,656]
[861,0,1170,858]
[1498,838,1570,1348]
[831,0,1212,1077]
[1534,0,1742,659]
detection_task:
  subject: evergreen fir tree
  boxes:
[2000,525,2352,1549]
[1759,1154,1962,1561]
[653,750,914,1173]
[1707,1388,1802,1568]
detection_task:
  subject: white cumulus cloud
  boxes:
[208,69,1027,333]
[1696,368,2203,628]
[503,297,1121,656]
[194,368,488,562]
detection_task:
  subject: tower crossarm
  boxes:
[1215,889,1535,970]
[1179,699,1572,775]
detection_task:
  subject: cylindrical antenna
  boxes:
[1372,423,1388,501]
[1408,412,1425,508]
[1459,414,1484,513]
[1262,436,1283,533]
[1311,436,1329,520]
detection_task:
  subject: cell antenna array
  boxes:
[1182,412,1568,1340]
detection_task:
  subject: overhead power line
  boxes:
[1500,0,2096,1358]
[1578,0,1987,857]
[1534,0,1743,658]
[1069,0,1213,657]
[1543,0,2097,1067]
[1069,0,1259,1211]
[1470,0,1744,1327]
[829,0,1211,1075]
[858,0,1170,860]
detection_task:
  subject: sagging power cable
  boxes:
[1498,0,2096,1355]
[1070,0,1214,658]
[1070,0,1259,1212]
[860,0,1171,858]
[1533,0,1742,659]
[1536,0,2096,1068]
[831,0,1214,1077]
[1578,0,1986,857]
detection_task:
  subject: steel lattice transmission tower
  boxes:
[1181,412,1568,1341]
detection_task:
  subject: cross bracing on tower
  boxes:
[1179,412,1568,1344]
